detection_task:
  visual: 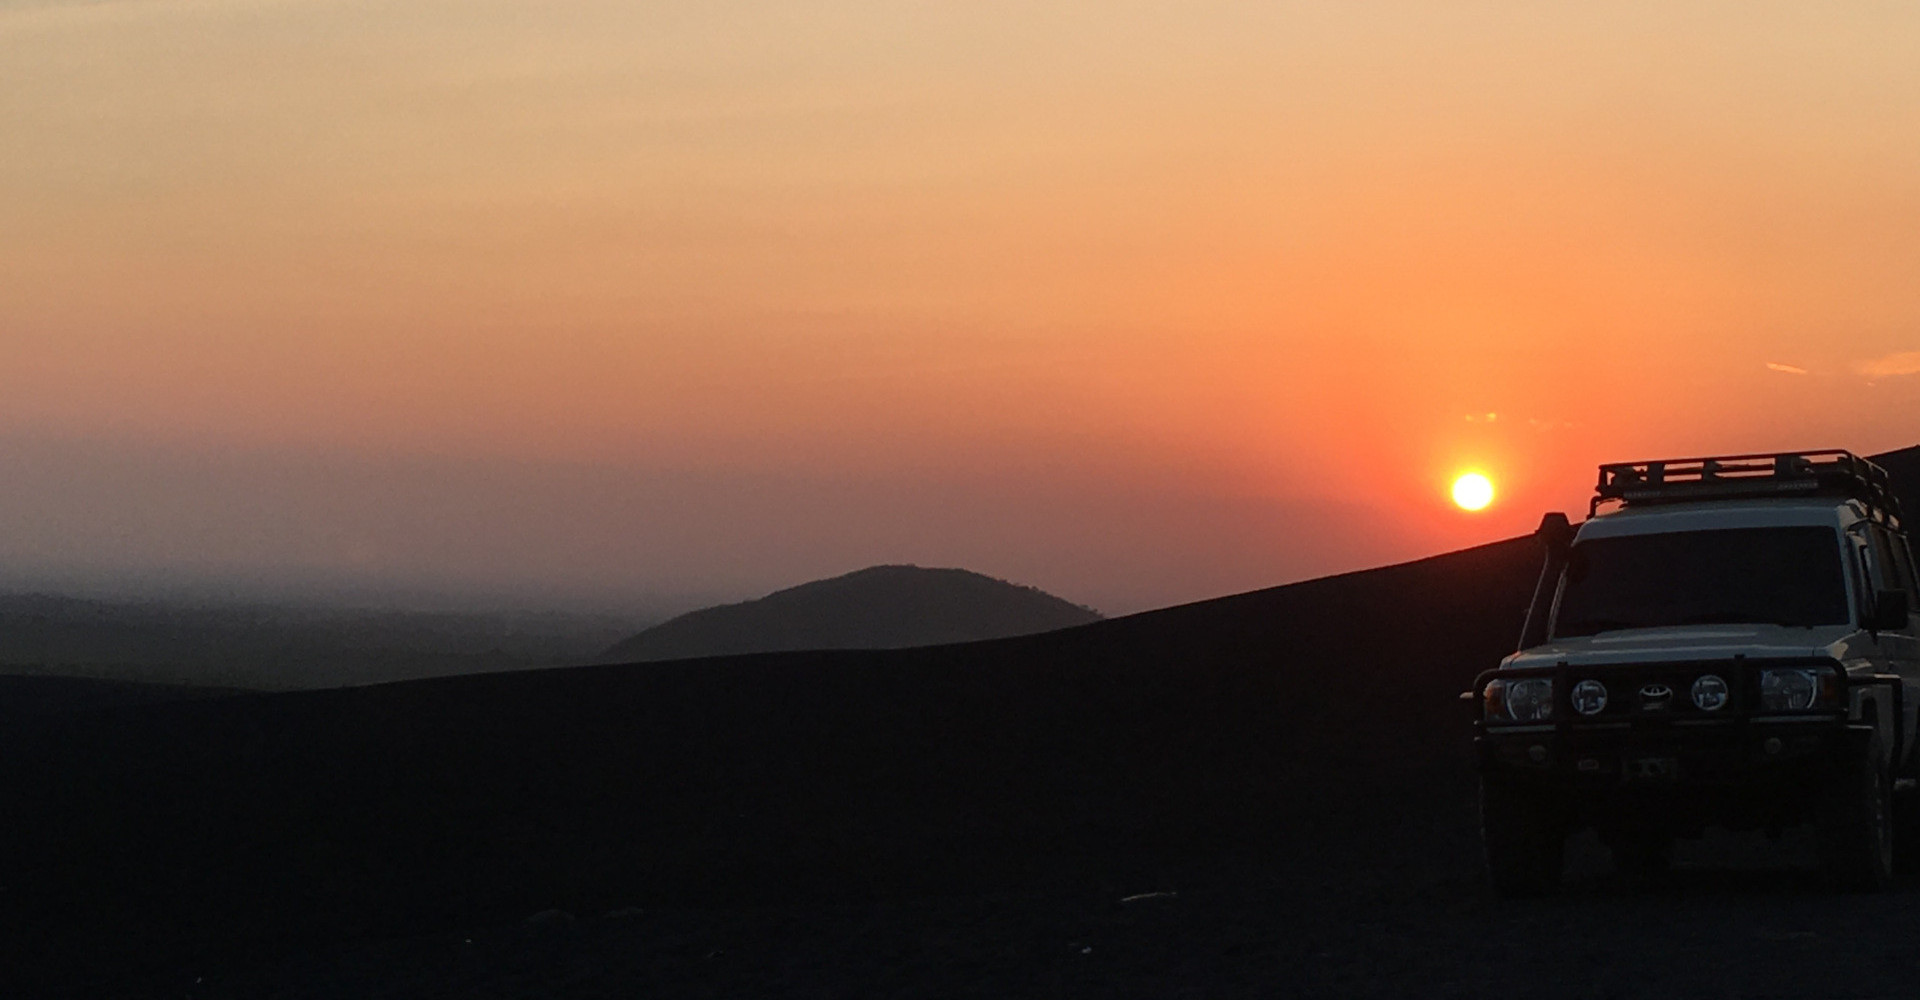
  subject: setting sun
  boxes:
[1451,473,1495,512]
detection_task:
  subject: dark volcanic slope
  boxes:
[1877,442,1920,510]
[601,565,1101,662]
[6,444,1915,995]
[1,537,1540,987]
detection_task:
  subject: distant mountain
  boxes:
[600,565,1101,663]
[0,594,642,690]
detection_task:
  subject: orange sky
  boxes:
[3,1,1918,614]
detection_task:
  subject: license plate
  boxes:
[1627,757,1679,782]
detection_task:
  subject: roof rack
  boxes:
[1591,450,1904,528]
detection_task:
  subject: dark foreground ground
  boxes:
[186,856,1920,1000]
[36,819,1920,999]
[6,443,1919,997]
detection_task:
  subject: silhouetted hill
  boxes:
[0,594,641,690]
[601,565,1101,662]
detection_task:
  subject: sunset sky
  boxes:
[4,1,1918,615]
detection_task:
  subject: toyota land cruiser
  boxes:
[1469,451,1920,895]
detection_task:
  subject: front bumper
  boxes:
[1476,715,1871,832]
[1476,715,1865,787]
[1466,658,1905,832]
[1469,655,1895,790]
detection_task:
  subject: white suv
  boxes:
[1471,451,1920,895]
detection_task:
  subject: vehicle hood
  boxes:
[1503,623,1865,670]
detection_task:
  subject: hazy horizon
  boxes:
[6,2,1919,617]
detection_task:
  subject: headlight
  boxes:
[1486,677,1554,722]
[1691,674,1729,711]
[1760,666,1838,711]
[1571,679,1607,716]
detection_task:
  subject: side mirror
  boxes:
[1872,590,1911,631]
[1536,512,1575,555]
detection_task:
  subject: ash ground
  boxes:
[90,833,1920,999]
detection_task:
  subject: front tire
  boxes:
[1893,781,1920,884]
[1817,739,1894,892]
[1481,780,1566,897]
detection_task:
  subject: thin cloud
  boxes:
[1856,351,1920,379]
[1,0,283,16]
[0,0,143,9]
[1764,362,1809,375]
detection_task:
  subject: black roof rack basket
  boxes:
[1592,450,1904,528]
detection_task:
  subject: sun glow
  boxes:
[1451,473,1495,511]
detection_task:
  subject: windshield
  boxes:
[1552,526,1850,638]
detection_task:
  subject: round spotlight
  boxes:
[1692,674,1729,711]
[1571,679,1608,716]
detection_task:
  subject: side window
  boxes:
[1886,530,1919,594]
[1847,531,1876,622]
[1868,526,1911,593]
